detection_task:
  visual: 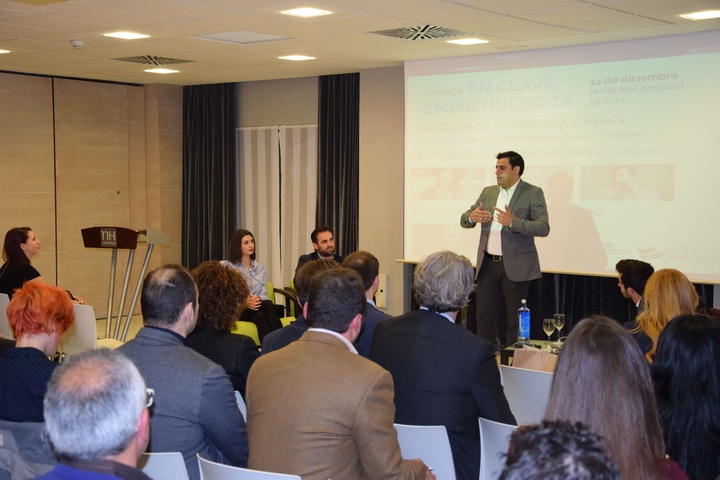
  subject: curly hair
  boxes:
[413,251,473,313]
[632,269,698,362]
[191,260,250,332]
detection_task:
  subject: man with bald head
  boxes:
[38,348,151,479]
[118,264,247,480]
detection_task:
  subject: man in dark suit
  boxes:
[370,251,516,480]
[343,250,391,357]
[118,265,247,480]
[460,151,550,347]
[247,268,433,480]
[293,226,344,284]
[615,259,654,316]
[261,258,341,354]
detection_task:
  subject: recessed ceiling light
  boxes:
[447,38,489,46]
[145,68,179,74]
[281,7,332,18]
[104,31,150,40]
[0,49,10,54]
[279,55,315,61]
[680,10,720,20]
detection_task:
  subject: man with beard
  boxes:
[293,226,344,284]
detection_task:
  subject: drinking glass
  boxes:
[542,318,555,351]
[553,313,566,346]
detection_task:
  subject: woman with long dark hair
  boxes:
[222,229,282,341]
[0,227,83,303]
[653,314,720,480]
[545,315,687,480]
[0,227,42,298]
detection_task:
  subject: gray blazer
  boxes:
[460,179,550,281]
[118,327,248,480]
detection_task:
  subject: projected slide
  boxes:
[404,31,720,283]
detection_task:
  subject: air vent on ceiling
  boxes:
[112,56,193,66]
[370,25,470,41]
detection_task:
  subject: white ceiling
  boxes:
[1,0,719,86]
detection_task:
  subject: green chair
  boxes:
[267,282,299,326]
[235,321,260,346]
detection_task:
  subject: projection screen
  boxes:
[404,30,720,283]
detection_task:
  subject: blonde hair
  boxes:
[633,269,698,362]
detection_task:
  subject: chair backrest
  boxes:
[0,293,13,339]
[235,321,260,346]
[478,417,517,480]
[60,304,99,355]
[138,452,190,480]
[197,455,300,480]
[499,365,554,426]
[394,423,457,480]
[234,391,247,422]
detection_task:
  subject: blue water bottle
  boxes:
[518,299,530,344]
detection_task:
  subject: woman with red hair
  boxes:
[0,281,75,422]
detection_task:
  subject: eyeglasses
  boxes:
[145,388,155,408]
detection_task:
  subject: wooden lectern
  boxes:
[81,226,170,342]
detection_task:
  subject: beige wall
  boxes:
[359,66,408,315]
[236,77,318,127]
[0,72,182,320]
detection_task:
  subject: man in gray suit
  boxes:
[118,265,248,480]
[461,151,549,347]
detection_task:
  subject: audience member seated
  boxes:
[626,268,698,362]
[0,227,43,299]
[615,258,654,318]
[261,259,341,355]
[371,250,515,480]
[292,226,344,284]
[221,229,282,341]
[545,315,688,480]
[500,420,620,480]
[37,348,152,480]
[247,268,434,480]
[0,227,83,303]
[188,260,259,398]
[342,250,391,357]
[0,282,74,422]
[653,314,720,480]
[118,265,248,480]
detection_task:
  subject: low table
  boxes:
[500,339,561,366]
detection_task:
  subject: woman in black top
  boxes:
[0,227,42,298]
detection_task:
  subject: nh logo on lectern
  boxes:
[100,228,118,248]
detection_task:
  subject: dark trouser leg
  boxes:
[475,255,503,344]
[259,299,283,331]
[240,308,272,341]
[500,275,530,346]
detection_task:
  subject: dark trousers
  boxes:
[475,253,530,347]
[240,299,283,341]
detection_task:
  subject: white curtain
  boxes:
[237,125,317,290]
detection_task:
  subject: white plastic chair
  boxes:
[234,391,247,422]
[478,417,517,480]
[499,365,554,426]
[60,304,123,355]
[197,455,300,480]
[138,452,190,480]
[0,294,12,339]
[394,423,457,480]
